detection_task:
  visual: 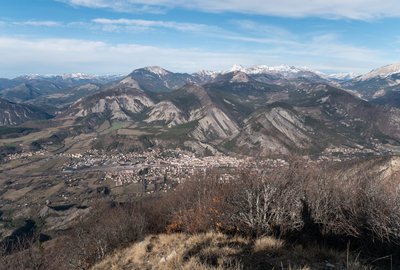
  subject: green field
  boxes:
[156,121,198,140]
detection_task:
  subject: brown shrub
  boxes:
[164,171,233,233]
[59,202,146,269]
[160,158,400,245]
[3,158,400,269]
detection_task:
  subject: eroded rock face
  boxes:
[119,77,141,89]
[65,82,240,142]
[0,98,52,126]
[67,89,154,121]
[229,72,251,83]
[177,84,239,141]
[190,107,239,141]
[59,71,400,155]
[145,101,186,127]
[235,107,313,155]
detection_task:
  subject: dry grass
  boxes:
[92,232,243,270]
[3,159,395,269]
[253,236,284,253]
[2,186,33,201]
[91,232,373,270]
[0,126,60,145]
[116,128,149,136]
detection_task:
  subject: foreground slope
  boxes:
[92,232,372,270]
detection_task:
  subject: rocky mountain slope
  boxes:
[126,66,199,93]
[66,86,154,121]
[59,68,400,155]
[340,63,400,106]
[0,74,122,105]
[4,64,400,155]
[65,81,240,143]
[0,98,52,126]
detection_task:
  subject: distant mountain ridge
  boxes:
[339,63,400,106]
[355,63,400,81]
[0,73,124,104]
[3,62,400,85]
[59,65,400,155]
[3,63,400,156]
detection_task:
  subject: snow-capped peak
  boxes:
[247,65,303,74]
[224,64,324,77]
[193,70,219,80]
[16,74,44,80]
[15,73,123,81]
[357,63,400,81]
[143,66,170,76]
[229,64,246,73]
[61,73,95,80]
[328,73,359,81]
[194,70,218,76]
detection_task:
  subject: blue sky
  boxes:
[0,0,400,77]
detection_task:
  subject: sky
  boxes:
[0,0,400,77]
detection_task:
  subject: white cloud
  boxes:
[15,21,61,27]
[92,18,212,32]
[223,20,298,46]
[232,20,293,38]
[0,20,62,27]
[0,37,259,77]
[0,36,392,78]
[59,0,166,13]
[60,0,400,20]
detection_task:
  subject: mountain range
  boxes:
[2,63,400,156]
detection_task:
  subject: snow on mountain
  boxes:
[224,63,400,83]
[194,70,219,77]
[228,64,247,73]
[224,64,324,77]
[15,74,44,80]
[192,70,219,81]
[143,66,170,77]
[16,73,123,81]
[245,65,304,74]
[357,63,400,81]
[60,73,123,80]
[60,73,97,80]
[328,73,359,81]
